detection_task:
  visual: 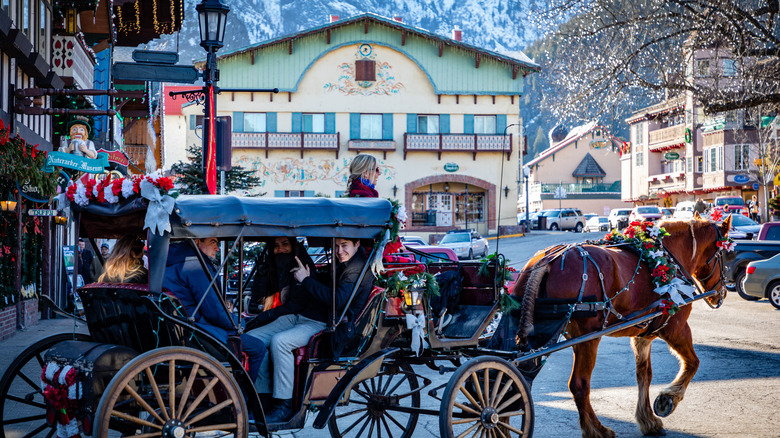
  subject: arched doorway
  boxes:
[405,175,496,235]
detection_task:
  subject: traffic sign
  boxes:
[132,50,178,64]
[553,186,567,199]
[112,62,200,84]
[753,182,760,190]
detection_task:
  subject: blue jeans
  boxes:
[240,333,265,383]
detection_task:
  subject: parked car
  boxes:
[608,208,632,230]
[543,208,585,232]
[673,201,696,220]
[661,207,675,220]
[399,235,426,246]
[401,245,458,263]
[530,210,549,230]
[724,237,780,300]
[583,213,598,221]
[584,216,610,232]
[629,206,663,223]
[714,196,748,216]
[729,214,762,239]
[438,229,489,259]
[742,253,780,308]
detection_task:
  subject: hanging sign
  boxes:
[16,180,50,203]
[96,148,130,166]
[443,163,459,172]
[56,171,70,194]
[42,151,109,173]
[28,209,57,216]
[733,174,751,184]
[684,128,692,143]
[664,152,680,160]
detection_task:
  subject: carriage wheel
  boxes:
[328,363,420,438]
[0,332,91,438]
[439,356,534,438]
[93,346,247,437]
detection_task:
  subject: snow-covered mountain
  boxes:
[148,0,537,64]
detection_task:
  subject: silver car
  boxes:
[742,253,780,309]
[438,230,489,260]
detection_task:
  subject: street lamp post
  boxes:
[524,167,530,233]
[196,0,230,195]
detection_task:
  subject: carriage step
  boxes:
[438,365,458,374]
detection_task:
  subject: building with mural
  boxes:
[172,13,538,239]
[519,122,629,216]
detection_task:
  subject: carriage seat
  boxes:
[292,285,384,362]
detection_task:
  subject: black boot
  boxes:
[265,398,293,423]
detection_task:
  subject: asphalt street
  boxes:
[1,230,779,437]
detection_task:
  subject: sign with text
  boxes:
[553,186,567,199]
[28,209,57,216]
[17,180,49,203]
[42,151,109,173]
[664,152,680,160]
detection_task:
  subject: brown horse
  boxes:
[512,215,730,438]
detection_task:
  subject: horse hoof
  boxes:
[653,394,676,417]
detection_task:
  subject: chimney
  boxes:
[452,25,462,42]
[329,15,340,23]
[393,16,403,23]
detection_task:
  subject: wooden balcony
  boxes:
[404,133,512,160]
[648,125,685,152]
[648,172,686,191]
[347,140,396,159]
[232,132,340,158]
[52,35,95,89]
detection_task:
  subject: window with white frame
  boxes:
[635,145,643,166]
[244,113,267,133]
[303,113,325,133]
[695,59,710,77]
[360,114,383,139]
[707,147,717,172]
[717,145,723,170]
[417,115,439,134]
[722,58,737,77]
[734,144,750,171]
[686,157,693,173]
[474,116,496,134]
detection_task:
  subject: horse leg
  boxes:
[655,321,700,418]
[570,338,615,438]
[631,336,665,435]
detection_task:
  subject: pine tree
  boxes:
[169,144,264,195]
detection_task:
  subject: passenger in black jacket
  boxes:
[246,237,374,423]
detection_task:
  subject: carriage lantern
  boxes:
[402,287,423,311]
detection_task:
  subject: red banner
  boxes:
[205,84,217,195]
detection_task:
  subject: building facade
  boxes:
[623,45,775,210]
[519,122,629,216]
[174,14,538,239]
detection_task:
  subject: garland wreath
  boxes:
[65,173,176,207]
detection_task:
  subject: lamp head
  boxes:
[196,0,230,51]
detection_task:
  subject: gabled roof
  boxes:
[525,122,622,168]
[572,153,606,177]
[214,13,539,73]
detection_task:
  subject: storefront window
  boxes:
[455,192,485,224]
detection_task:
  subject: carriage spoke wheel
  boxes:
[93,346,247,437]
[328,363,420,438]
[0,332,91,438]
[440,356,534,438]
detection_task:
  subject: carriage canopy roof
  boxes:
[75,195,394,240]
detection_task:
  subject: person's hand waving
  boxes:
[291,256,310,283]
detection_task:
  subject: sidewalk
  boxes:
[0,317,89,375]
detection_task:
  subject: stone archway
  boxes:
[404,174,497,230]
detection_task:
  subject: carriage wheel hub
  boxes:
[481,407,499,428]
[162,419,186,438]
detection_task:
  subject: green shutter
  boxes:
[189,115,196,130]
[291,112,302,133]
[267,112,277,133]
[464,114,474,134]
[440,114,450,134]
[274,190,285,197]
[325,113,336,134]
[303,114,313,133]
[350,113,360,139]
[232,112,244,132]
[304,190,315,197]
[406,114,417,133]
[496,114,507,135]
[382,113,393,140]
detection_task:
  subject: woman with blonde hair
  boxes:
[346,153,379,198]
[97,235,148,284]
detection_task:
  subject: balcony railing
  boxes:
[52,35,95,89]
[539,182,621,194]
[347,140,396,159]
[648,172,686,190]
[232,132,340,158]
[404,133,512,160]
[648,125,685,151]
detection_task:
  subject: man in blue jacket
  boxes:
[163,237,265,383]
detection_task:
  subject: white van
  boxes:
[673,201,696,219]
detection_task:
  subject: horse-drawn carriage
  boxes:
[0,188,732,438]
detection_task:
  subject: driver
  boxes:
[246,237,374,423]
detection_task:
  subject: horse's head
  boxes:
[660,213,731,307]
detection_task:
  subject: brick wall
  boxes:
[0,307,17,341]
[21,299,39,327]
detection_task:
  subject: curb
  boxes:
[487,233,524,240]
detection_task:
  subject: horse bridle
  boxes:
[662,222,727,309]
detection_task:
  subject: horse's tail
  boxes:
[512,244,571,348]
